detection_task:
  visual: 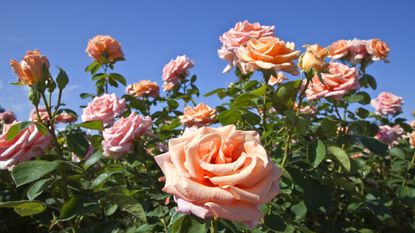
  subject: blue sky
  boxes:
[1,0,414,120]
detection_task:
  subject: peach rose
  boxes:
[10,50,50,85]
[179,103,216,127]
[82,94,126,125]
[86,35,124,63]
[371,92,403,116]
[410,120,415,129]
[268,72,287,86]
[0,111,17,124]
[298,44,328,72]
[304,62,359,101]
[235,36,300,75]
[154,125,282,227]
[0,123,51,170]
[126,80,160,98]
[218,20,275,73]
[409,132,415,148]
[375,125,403,147]
[292,103,317,115]
[162,55,194,91]
[29,108,49,123]
[328,40,349,60]
[102,112,152,158]
[366,39,390,61]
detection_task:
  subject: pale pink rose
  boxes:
[304,62,359,101]
[102,112,152,158]
[347,39,369,64]
[0,111,17,124]
[29,108,49,123]
[375,125,403,147]
[82,94,126,125]
[0,123,51,170]
[162,55,194,91]
[218,20,275,73]
[371,92,403,116]
[268,72,287,86]
[179,103,216,127]
[71,143,94,163]
[154,125,282,227]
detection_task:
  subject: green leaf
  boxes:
[90,169,123,189]
[204,88,226,98]
[273,80,301,112]
[106,189,147,223]
[291,201,307,220]
[171,215,206,233]
[0,200,46,217]
[109,73,127,86]
[397,186,415,205]
[79,221,121,233]
[80,93,94,99]
[6,121,32,141]
[217,109,241,125]
[66,130,89,157]
[308,140,326,168]
[56,68,69,90]
[356,136,388,156]
[11,160,60,187]
[84,151,104,169]
[77,120,103,131]
[85,62,101,74]
[356,107,370,119]
[327,146,351,171]
[27,178,54,200]
[92,73,107,81]
[34,122,49,135]
[59,195,99,220]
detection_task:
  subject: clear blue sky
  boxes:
[1,0,414,121]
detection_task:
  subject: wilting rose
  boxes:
[126,80,160,98]
[235,36,300,75]
[328,40,349,60]
[304,62,359,101]
[102,112,152,158]
[409,132,415,148]
[375,125,403,147]
[86,35,124,63]
[154,125,282,227]
[56,112,77,123]
[268,72,287,86]
[0,111,17,124]
[298,44,328,72]
[10,50,50,85]
[179,103,216,127]
[366,39,390,61]
[71,143,94,163]
[0,123,50,170]
[347,39,369,64]
[371,92,403,116]
[218,20,275,73]
[82,94,126,125]
[162,55,194,91]
[29,108,49,123]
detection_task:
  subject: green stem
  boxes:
[296,77,311,115]
[402,152,415,187]
[103,65,109,94]
[281,126,292,167]
[262,85,268,131]
[210,217,218,233]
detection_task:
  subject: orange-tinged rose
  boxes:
[154,125,281,227]
[367,39,390,61]
[327,40,349,60]
[235,37,300,75]
[10,50,49,86]
[86,35,124,63]
[179,103,216,127]
[409,132,415,148]
[126,80,160,98]
[299,44,328,72]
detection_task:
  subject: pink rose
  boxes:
[29,108,49,123]
[375,125,403,147]
[162,55,194,91]
[347,39,369,64]
[154,125,281,227]
[102,112,152,158]
[218,20,275,73]
[0,111,17,124]
[0,123,51,170]
[371,92,403,116]
[304,62,359,101]
[82,94,126,125]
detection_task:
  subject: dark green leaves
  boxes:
[217,109,241,125]
[327,146,351,171]
[0,200,46,217]
[60,196,99,220]
[171,215,206,233]
[77,120,103,131]
[27,178,54,200]
[11,160,60,187]
[308,140,326,168]
[56,68,69,90]
[273,80,301,112]
[66,129,89,158]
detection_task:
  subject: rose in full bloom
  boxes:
[154,125,282,227]
[162,55,194,91]
[29,108,49,123]
[0,111,17,124]
[366,39,390,62]
[328,40,349,60]
[126,80,160,98]
[304,62,359,101]
[268,72,287,86]
[10,50,50,85]
[102,112,152,158]
[86,35,124,63]
[375,125,403,147]
[298,44,328,72]
[235,36,300,75]
[371,92,403,116]
[179,103,216,127]
[82,94,126,125]
[218,20,275,73]
[0,123,51,170]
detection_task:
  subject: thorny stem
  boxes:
[210,217,218,233]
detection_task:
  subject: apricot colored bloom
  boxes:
[292,103,317,115]
[366,39,390,61]
[218,20,275,73]
[86,35,124,63]
[179,103,216,127]
[410,120,415,129]
[328,40,349,60]
[82,94,126,125]
[154,125,282,227]
[375,125,403,147]
[268,72,287,86]
[162,55,194,91]
[371,92,403,116]
[126,80,160,98]
[0,123,50,170]
[304,62,359,101]
[235,36,300,75]
[0,111,16,124]
[298,44,328,72]
[102,112,152,158]
[10,50,50,85]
